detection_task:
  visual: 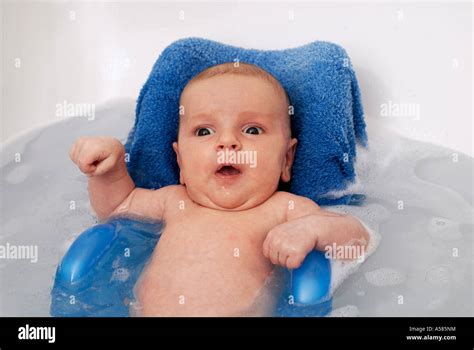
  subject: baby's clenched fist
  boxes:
[69,136,125,177]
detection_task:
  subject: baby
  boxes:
[69,62,370,316]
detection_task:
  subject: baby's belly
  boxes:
[134,224,275,316]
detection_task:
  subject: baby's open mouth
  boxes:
[215,164,241,177]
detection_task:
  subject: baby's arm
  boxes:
[69,136,169,221]
[263,194,370,269]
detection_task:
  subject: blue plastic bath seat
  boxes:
[51,217,332,317]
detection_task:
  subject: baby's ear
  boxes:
[172,142,185,184]
[281,138,298,182]
[172,142,179,157]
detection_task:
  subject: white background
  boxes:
[1,0,472,155]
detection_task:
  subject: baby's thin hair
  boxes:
[182,62,290,107]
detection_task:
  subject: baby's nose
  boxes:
[216,131,241,151]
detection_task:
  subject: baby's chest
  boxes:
[159,209,277,258]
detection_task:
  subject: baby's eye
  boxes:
[243,126,263,135]
[195,127,215,136]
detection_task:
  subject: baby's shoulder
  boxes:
[269,191,293,204]
[155,184,186,201]
[269,191,310,205]
[160,184,185,193]
[264,191,300,215]
[268,191,321,220]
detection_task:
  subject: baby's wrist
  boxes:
[110,161,129,181]
[306,214,330,248]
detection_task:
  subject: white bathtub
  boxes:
[0,100,472,316]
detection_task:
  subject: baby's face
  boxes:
[173,74,297,211]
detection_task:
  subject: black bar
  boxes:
[0,317,472,345]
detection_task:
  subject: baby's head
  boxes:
[173,62,297,210]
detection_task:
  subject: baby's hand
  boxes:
[69,136,125,177]
[262,218,318,269]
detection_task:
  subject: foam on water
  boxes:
[330,119,472,316]
[427,217,463,241]
[0,101,472,316]
[328,305,360,317]
[364,268,407,287]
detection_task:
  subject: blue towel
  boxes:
[125,37,367,205]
